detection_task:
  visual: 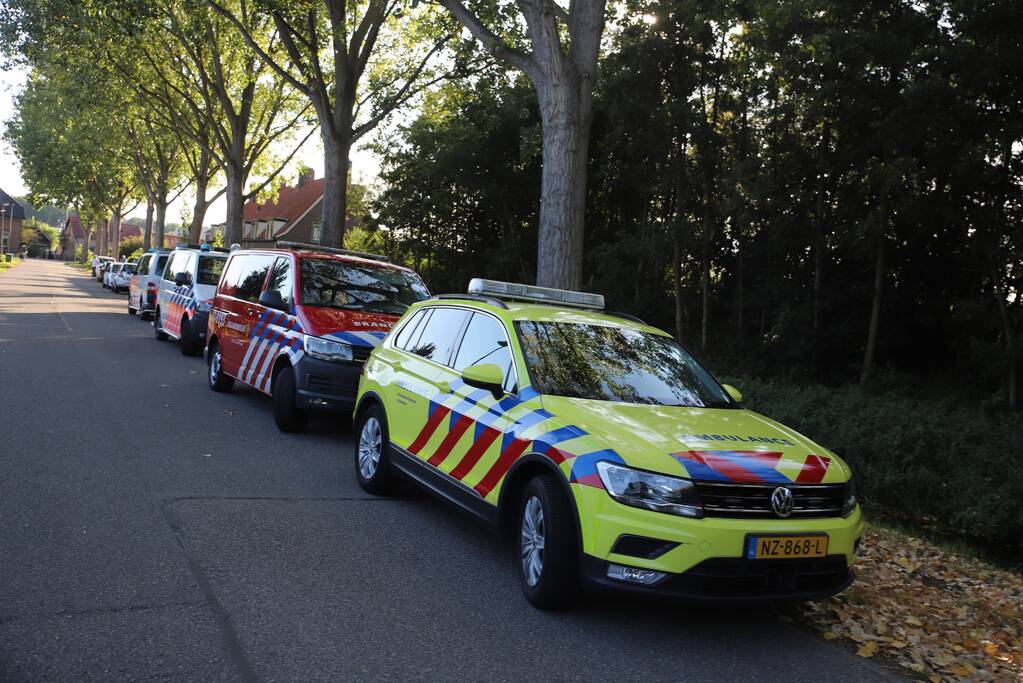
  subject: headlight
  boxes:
[304,335,353,362]
[842,478,858,517]
[596,461,703,518]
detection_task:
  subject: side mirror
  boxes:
[174,272,189,286]
[722,384,743,403]
[461,363,505,397]
[259,289,287,311]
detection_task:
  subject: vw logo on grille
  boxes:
[771,487,795,518]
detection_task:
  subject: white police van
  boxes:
[154,244,229,356]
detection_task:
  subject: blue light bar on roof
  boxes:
[467,278,605,310]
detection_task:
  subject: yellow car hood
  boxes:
[539,395,851,485]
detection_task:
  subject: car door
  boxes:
[131,254,150,308]
[229,254,274,388]
[250,256,296,393]
[431,312,519,486]
[388,306,469,452]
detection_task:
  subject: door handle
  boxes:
[246,307,255,315]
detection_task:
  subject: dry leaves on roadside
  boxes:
[795,527,1022,682]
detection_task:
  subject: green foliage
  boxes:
[727,375,1023,552]
[119,236,143,259]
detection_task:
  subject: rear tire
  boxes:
[207,341,234,392]
[354,404,395,494]
[154,308,168,341]
[517,474,579,610]
[272,366,308,433]
[180,316,200,356]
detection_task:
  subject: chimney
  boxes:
[297,167,315,187]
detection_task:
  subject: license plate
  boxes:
[746,534,828,559]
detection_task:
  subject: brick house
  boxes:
[0,189,25,254]
[238,169,331,246]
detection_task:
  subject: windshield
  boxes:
[197,255,226,286]
[515,321,733,408]
[299,259,429,315]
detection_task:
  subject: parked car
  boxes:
[154,244,229,356]
[205,241,430,433]
[111,261,135,293]
[103,262,125,289]
[353,278,861,609]
[93,255,113,278]
[97,258,115,284]
[128,249,171,319]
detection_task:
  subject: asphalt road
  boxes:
[0,259,895,682]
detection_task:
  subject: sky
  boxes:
[0,64,381,226]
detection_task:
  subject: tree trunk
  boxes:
[80,225,91,262]
[321,129,352,248]
[734,243,744,342]
[534,79,590,290]
[860,229,886,384]
[812,122,831,370]
[154,198,168,250]
[143,199,154,251]
[189,174,209,243]
[223,165,244,246]
[673,233,685,343]
[992,266,1018,410]
[700,212,711,351]
[111,210,122,259]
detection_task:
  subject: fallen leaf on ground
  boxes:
[790,526,1022,682]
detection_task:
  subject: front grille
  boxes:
[352,346,372,363]
[307,374,334,393]
[674,555,849,596]
[694,482,846,519]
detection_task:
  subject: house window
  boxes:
[311,220,322,244]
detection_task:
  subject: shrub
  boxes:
[724,376,1023,550]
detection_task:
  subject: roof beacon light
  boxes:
[467,278,605,310]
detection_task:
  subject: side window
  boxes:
[161,252,178,281]
[267,257,294,308]
[236,255,274,303]
[137,255,150,275]
[408,307,469,365]
[218,256,245,298]
[453,313,515,390]
[393,309,427,350]
[180,253,197,285]
[154,254,168,276]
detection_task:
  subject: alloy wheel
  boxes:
[358,417,382,479]
[521,496,546,587]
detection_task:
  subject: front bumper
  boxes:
[293,355,364,413]
[573,484,863,601]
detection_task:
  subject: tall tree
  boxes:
[437,0,607,289]
[207,0,455,248]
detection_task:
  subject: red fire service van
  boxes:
[205,242,430,432]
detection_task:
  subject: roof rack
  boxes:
[273,241,389,262]
[431,293,509,309]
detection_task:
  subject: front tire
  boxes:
[271,366,308,433]
[154,308,168,341]
[180,316,200,356]
[207,341,234,392]
[517,474,579,610]
[354,405,395,494]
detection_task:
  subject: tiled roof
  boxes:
[65,214,84,238]
[244,178,324,228]
[120,223,142,239]
[0,189,26,220]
